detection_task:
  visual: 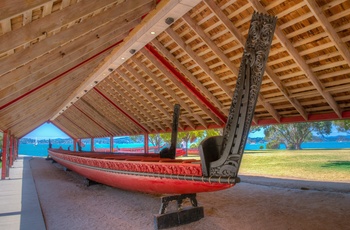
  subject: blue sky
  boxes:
[23,123,69,140]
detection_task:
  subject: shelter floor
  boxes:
[0,157,46,230]
[4,157,350,230]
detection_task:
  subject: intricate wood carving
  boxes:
[201,12,277,178]
[160,104,180,159]
[51,151,203,177]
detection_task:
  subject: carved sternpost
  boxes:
[168,104,180,159]
[210,12,277,177]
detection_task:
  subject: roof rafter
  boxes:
[103,77,163,132]
[305,0,350,67]
[123,62,193,130]
[94,88,148,134]
[85,91,140,135]
[182,9,283,123]
[204,0,308,121]
[73,104,114,137]
[248,0,342,118]
[130,56,205,129]
[61,114,92,138]
[115,68,172,129]
[143,45,225,126]
[150,39,228,116]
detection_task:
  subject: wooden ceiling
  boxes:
[1,0,350,139]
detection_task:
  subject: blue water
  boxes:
[19,141,350,157]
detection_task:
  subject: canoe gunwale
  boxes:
[50,152,237,184]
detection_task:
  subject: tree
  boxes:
[264,121,332,150]
[148,134,166,153]
[333,120,350,133]
[177,131,205,156]
[155,129,222,155]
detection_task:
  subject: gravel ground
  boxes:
[30,157,350,230]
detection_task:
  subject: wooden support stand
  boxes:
[154,194,204,229]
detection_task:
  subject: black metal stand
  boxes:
[154,194,204,229]
[83,178,100,187]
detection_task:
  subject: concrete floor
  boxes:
[0,157,46,230]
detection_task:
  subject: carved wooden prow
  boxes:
[160,104,180,159]
[199,12,277,177]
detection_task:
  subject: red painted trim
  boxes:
[94,88,148,133]
[73,105,113,136]
[0,40,124,111]
[145,44,226,124]
[61,114,93,137]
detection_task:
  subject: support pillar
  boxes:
[110,136,114,152]
[9,135,14,167]
[15,138,18,160]
[74,139,77,151]
[144,133,149,153]
[91,138,94,152]
[1,131,10,180]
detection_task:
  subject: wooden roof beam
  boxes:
[143,45,225,126]
[248,0,342,118]
[115,68,172,129]
[0,0,131,54]
[61,114,92,138]
[165,24,233,98]
[104,78,164,132]
[77,98,125,136]
[183,6,283,123]
[0,16,139,94]
[305,0,350,68]
[93,88,148,134]
[150,39,228,116]
[73,105,114,137]
[182,13,240,80]
[52,0,201,121]
[204,0,307,121]
[258,95,281,122]
[84,91,139,135]
[66,106,105,137]
[123,63,192,130]
[53,117,89,138]
[129,56,203,129]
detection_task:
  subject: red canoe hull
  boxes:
[49,150,235,194]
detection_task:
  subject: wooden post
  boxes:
[74,139,77,151]
[1,131,9,179]
[9,135,13,167]
[169,104,180,159]
[144,133,149,153]
[14,138,18,160]
[91,138,94,152]
[110,136,114,152]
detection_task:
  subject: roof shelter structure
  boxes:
[1,0,350,142]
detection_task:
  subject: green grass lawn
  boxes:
[239,149,350,182]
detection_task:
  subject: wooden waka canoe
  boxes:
[49,12,277,195]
